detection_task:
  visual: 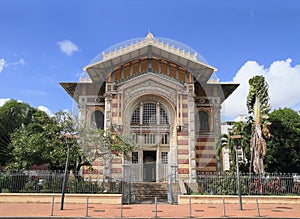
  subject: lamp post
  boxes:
[230,135,243,211]
[60,134,76,210]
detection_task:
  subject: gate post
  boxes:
[122,164,131,204]
[168,165,179,204]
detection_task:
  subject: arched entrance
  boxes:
[125,95,175,182]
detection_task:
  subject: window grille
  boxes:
[160,107,168,124]
[143,103,156,124]
[131,108,140,124]
[161,152,168,164]
[132,152,139,164]
[90,110,104,129]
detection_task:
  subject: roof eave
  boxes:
[83,44,217,83]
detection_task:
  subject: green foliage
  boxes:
[215,121,251,172]
[195,173,248,195]
[265,108,300,173]
[0,100,40,166]
[67,176,102,194]
[247,75,270,124]
[6,107,134,174]
[21,178,42,193]
[77,123,135,164]
[0,172,27,193]
[6,110,83,171]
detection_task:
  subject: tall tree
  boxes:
[0,100,38,166]
[8,111,90,172]
[8,110,134,174]
[265,108,300,173]
[247,75,271,175]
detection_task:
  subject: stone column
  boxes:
[78,101,86,124]
[212,97,222,172]
[187,92,197,182]
[103,84,113,180]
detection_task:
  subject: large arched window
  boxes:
[196,110,210,132]
[91,110,104,129]
[130,103,169,125]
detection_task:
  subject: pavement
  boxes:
[1,202,300,218]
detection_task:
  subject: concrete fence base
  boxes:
[1,193,300,205]
[178,195,300,205]
[0,193,122,204]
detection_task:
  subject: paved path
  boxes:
[1,202,300,218]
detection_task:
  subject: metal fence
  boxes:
[0,171,122,194]
[184,173,300,196]
[1,170,300,196]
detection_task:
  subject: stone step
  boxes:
[131,182,169,203]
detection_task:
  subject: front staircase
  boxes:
[127,182,181,204]
[132,182,168,203]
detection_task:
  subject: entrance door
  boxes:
[143,151,156,182]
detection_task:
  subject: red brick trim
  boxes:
[111,158,122,164]
[182,113,188,117]
[196,162,217,167]
[178,159,189,164]
[178,140,188,145]
[197,137,215,142]
[195,145,215,150]
[196,154,215,158]
[178,149,189,155]
[177,131,188,136]
[178,168,189,174]
[111,168,122,173]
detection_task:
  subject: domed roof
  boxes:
[89,33,208,66]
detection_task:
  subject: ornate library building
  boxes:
[61,33,238,182]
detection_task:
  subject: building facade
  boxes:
[61,33,238,182]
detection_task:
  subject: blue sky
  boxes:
[1,0,300,120]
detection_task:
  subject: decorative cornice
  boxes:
[100,33,198,63]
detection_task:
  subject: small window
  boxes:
[196,111,210,132]
[161,152,168,164]
[144,133,156,145]
[132,152,139,164]
[161,134,169,144]
[132,133,139,144]
[91,110,104,129]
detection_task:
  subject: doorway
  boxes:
[143,151,156,182]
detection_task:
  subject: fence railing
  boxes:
[1,171,300,196]
[184,173,300,196]
[0,171,122,194]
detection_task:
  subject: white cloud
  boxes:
[38,106,54,117]
[222,58,300,120]
[0,98,10,107]
[18,58,25,65]
[57,40,79,56]
[0,58,7,73]
[0,57,25,74]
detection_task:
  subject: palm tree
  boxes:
[215,121,251,172]
[247,75,271,175]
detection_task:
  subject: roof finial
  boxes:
[146,31,154,39]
